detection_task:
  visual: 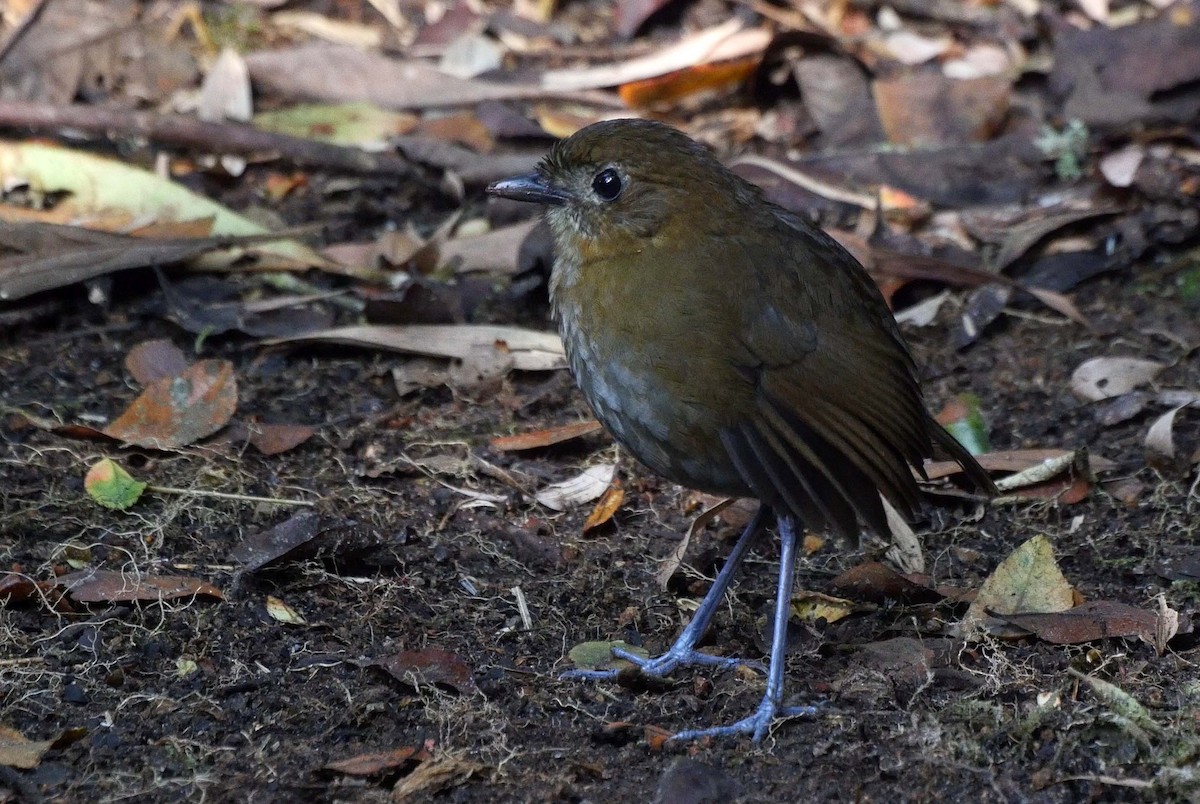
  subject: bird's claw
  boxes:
[562,645,765,683]
[668,698,818,744]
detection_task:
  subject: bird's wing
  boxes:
[721,224,936,542]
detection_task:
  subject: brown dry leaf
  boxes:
[447,343,515,398]
[56,569,223,603]
[988,450,1100,505]
[1071,357,1166,402]
[1001,600,1157,645]
[926,451,1113,482]
[792,54,885,149]
[0,725,55,770]
[125,339,189,386]
[264,324,566,372]
[490,420,603,451]
[374,648,478,695]
[874,74,1010,147]
[1050,2,1200,127]
[875,29,954,65]
[791,591,856,625]
[0,724,85,770]
[391,754,483,802]
[827,562,942,604]
[392,359,451,396]
[618,56,760,108]
[883,493,924,573]
[444,220,539,275]
[583,481,625,533]
[415,112,494,153]
[1146,403,1198,472]
[0,222,314,301]
[542,20,771,91]
[265,595,306,625]
[0,571,43,604]
[324,743,434,776]
[534,464,616,511]
[246,44,578,110]
[655,497,737,590]
[248,422,316,455]
[228,512,322,571]
[964,535,1074,632]
[103,359,238,449]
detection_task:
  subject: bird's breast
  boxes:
[551,248,752,497]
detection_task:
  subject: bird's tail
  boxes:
[927,416,999,496]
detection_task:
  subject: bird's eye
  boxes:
[591,168,623,202]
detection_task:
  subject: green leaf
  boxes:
[84,458,147,511]
[567,640,649,670]
[942,393,990,455]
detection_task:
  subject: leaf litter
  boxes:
[2,0,1200,800]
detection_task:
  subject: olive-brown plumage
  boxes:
[488,119,995,743]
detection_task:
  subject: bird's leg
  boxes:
[669,515,817,743]
[562,506,771,682]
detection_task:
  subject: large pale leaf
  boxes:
[0,141,323,267]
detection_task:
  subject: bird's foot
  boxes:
[668,694,817,744]
[561,644,765,682]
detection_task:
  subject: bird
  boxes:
[487,118,996,743]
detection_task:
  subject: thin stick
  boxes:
[146,485,315,507]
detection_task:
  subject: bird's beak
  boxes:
[486,173,570,206]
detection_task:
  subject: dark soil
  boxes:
[3,230,1200,802]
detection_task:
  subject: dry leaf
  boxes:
[541,20,770,91]
[534,464,616,511]
[103,359,238,449]
[324,743,434,776]
[965,535,1074,632]
[265,595,307,625]
[125,339,189,385]
[490,420,603,451]
[265,324,566,372]
[56,569,223,603]
[1071,357,1166,401]
[583,482,625,533]
[1001,600,1157,644]
[374,648,477,694]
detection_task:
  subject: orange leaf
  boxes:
[618,57,760,108]
[583,482,624,534]
[490,420,603,451]
[103,359,238,449]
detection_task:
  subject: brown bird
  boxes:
[488,119,996,743]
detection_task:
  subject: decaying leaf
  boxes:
[964,535,1074,634]
[56,569,223,603]
[534,464,616,511]
[324,742,434,776]
[124,339,189,386]
[265,324,566,372]
[582,481,625,533]
[790,591,856,625]
[265,595,307,625]
[1000,600,1158,645]
[1071,357,1166,402]
[0,725,86,770]
[1146,403,1198,472]
[490,420,603,451]
[373,648,477,694]
[229,512,323,571]
[828,562,943,604]
[568,640,649,671]
[103,359,238,449]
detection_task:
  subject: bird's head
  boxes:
[488,119,752,254]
